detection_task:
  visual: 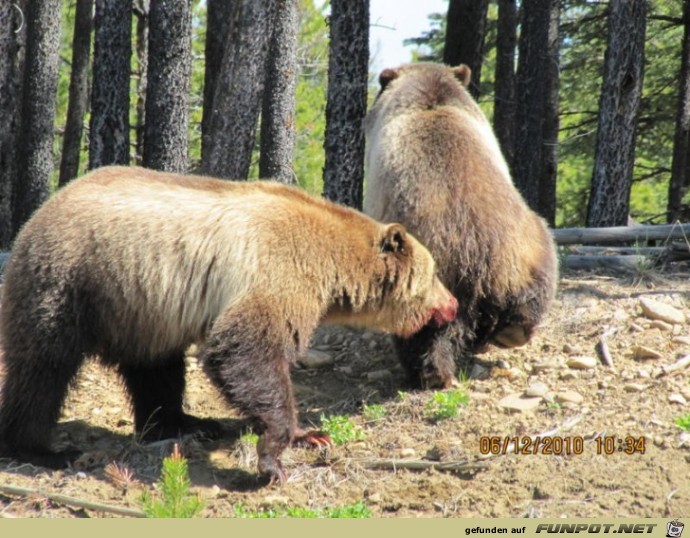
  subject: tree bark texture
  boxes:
[537,3,560,227]
[13,0,61,235]
[134,0,149,166]
[493,0,517,172]
[667,0,690,223]
[259,0,298,184]
[89,0,131,170]
[586,0,646,228]
[59,0,93,186]
[142,0,191,173]
[322,0,369,210]
[512,0,559,217]
[0,0,25,246]
[442,0,488,99]
[201,0,233,162]
[201,0,274,180]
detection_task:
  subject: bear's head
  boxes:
[324,223,458,338]
[366,63,482,131]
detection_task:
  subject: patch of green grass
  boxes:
[675,413,690,431]
[233,501,371,518]
[141,444,204,518]
[319,414,366,445]
[424,388,470,421]
[239,431,259,445]
[363,403,387,423]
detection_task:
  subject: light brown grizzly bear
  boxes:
[0,166,458,483]
[364,63,558,389]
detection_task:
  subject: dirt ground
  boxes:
[0,266,689,518]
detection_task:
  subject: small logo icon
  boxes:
[668,520,685,538]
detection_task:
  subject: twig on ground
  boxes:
[596,332,616,370]
[0,484,146,518]
[354,458,488,474]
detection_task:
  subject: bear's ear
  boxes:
[379,68,399,92]
[380,223,408,254]
[452,64,472,87]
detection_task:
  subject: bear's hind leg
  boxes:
[0,346,85,468]
[117,355,222,443]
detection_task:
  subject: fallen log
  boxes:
[562,255,650,272]
[553,223,690,245]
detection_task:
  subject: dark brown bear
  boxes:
[0,166,458,483]
[364,63,558,389]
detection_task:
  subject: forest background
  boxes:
[0,0,688,249]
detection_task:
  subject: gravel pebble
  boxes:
[298,349,335,369]
[367,369,393,381]
[567,356,598,370]
[632,345,662,360]
[669,393,688,405]
[555,390,584,404]
[524,381,549,398]
[498,393,542,412]
[639,297,686,325]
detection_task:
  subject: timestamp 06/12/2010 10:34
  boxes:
[478,435,647,456]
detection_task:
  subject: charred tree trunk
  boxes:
[134,0,149,166]
[89,0,131,170]
[512,0,559,217]
[493,0,517,170]
[201,0,274,179]
[668,0,690,223]
[442,0,489,99]
[537,3,560,227]
[322,0,369,209]
[13,0,62,234]
[142,0,191,173]
[586,0,646,228]
[59,0,93,186]
[201,0,233,162]
[0,0,25,246]
[259,0,298,184]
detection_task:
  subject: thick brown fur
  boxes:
[364,63,558,389]
[0,166,457,482]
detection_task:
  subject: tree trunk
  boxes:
[13,0,61,234]
[142,0,191,173]
[586,0,646,228]
[0,0,25,246]
[442,0,489,99]
[201,0,233,162]
[201,0,274,180]
[89,0,132,170]
[259,0,298,184]
[322,0,369,210]
[667,0,690,223]
[134,0,149,166]
[537,3,560,227]
[493,0,517,170]
[512,0,559,217]
[59,0,93,186]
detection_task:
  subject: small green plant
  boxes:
[233,501,371,518]
[675,413,690,432]
[363,403,387,423]
[397,390,409,401]
[425,388,469,421]
[320,414,366,445]
[141,444,204,518]
[239,431,259,445]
